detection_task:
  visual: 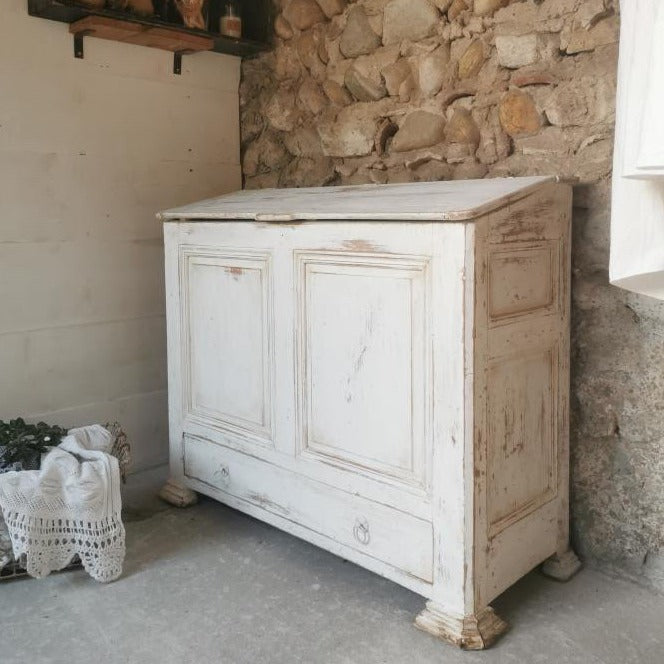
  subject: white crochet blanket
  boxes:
[0,425,125,582]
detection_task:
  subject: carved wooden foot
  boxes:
[159,478,198,507]
[415,602,509,650]
[541,548,582,581]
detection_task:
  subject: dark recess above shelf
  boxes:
[28,0,273,60]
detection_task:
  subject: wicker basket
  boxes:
[0,422,130,581]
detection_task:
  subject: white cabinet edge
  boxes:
[157,177,557,222]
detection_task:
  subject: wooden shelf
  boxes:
[28,0,273,62]
[71,15,214,50]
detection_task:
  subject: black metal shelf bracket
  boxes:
[73,32,186,74]
[174,50,195,75]
[73,29,93,59]
[74,32,84,58]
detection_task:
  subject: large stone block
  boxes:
[283,127,324,156]
[458,40,485,79]
[448,0,468,21]
[327,58,353,86]
[474,0,508,17]
[298,78,328,114]
[279,156,336,186]
[411,158,452,181]
[274,44,302,80]
[322,79,353,105]
[445,109,480,146]
[242,140,261,177]
[242,132,290,175]
[344,67,387,101]
[382,59,413,97]
[572,137,613,183]
[318,104,386,156]
[543,80,600,127]
[498,88,542,136]
[417,44,451,97]
[562,16,620,55]
[314,0,346,19]
[575,0,610,30]
[265,87,298,131]
[283,0,325,30]
[274,14,294,40]
[382,0,440,45]
[432,0,453,12]
[245,171,280,189]
[261,134,291,171]
[391,110,446,152]
[495,34,538,69]
[344,46,399,101]
[296,31,326,78]
[476,107,512,164]
[339,7,381,58]
[514,126,578,156]
[452,158,487,179]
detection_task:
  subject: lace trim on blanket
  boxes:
[2,512,125,582]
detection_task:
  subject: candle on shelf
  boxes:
[220,0,241,38]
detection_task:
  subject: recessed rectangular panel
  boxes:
[297,252,429,489]
[182,249,272,443]
[487,347,557,536]
[489,244,556,322]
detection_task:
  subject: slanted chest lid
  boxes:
[158,176,556,223]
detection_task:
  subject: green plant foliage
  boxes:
[0,418,67,472]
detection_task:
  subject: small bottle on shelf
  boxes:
[219,0,241,38]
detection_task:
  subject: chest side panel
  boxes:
[474,182,573,606]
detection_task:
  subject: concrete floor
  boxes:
[3,467,663,664]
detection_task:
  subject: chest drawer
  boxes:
[183,435,434,583]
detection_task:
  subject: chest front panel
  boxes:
[170,221,462,522]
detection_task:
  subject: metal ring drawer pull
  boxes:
[353,517,370,545]
[213,464,230,483]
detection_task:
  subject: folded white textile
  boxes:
[0,424,125,582]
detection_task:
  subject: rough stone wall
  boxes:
[239,0,664,591]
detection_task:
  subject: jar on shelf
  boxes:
[219,0,241,38]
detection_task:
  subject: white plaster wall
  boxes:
[0,0,241,470]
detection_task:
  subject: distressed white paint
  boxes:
[162,178,574,648]
[0,0,241,468]
[610,0,664,299]
[159,176,555,222]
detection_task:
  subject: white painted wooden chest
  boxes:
[159,177,579,649]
